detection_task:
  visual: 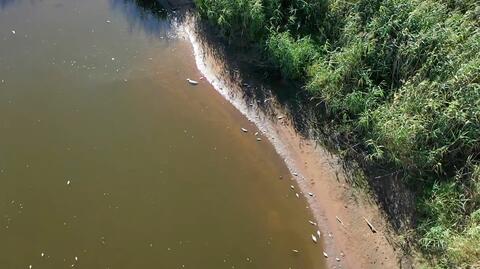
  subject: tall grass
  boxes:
[195,0,480,267]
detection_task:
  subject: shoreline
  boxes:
[181,17,401,269]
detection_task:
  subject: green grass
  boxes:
[194,0,480,267]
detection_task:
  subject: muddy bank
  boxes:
[179,15,407,269]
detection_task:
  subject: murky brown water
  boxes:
[0,0,326,268]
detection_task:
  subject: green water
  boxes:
[0,0,326,268]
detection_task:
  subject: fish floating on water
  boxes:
[311,234,318,243]
[186,78,199,85]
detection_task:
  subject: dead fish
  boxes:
[67,180,71,185]
[254,132,259,136]
[311,234,318,243]
[308,220,317,226]
[323,252,329,258]
[308,192,314,197]
[292,172,298,176]
[290,185,295,190]
[336,257,341,262]
[295,193,300,198]
[277,115,284,119]
[11,30,16,34]
[292,249,299,253]
[317,230,321,238]
[241,128,248,133]
[186,78,199,85]
[256,138,262,141]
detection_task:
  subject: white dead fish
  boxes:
[241,128,248,133]
[67,180,71,185]
[256,138,262,141]
[11,30,16,34]
[308,192,314,197]
[295,193,300,198]
[290,185,295,190]
[106,20,111,23]
[336,257,341,262]
[292,172,298,176]
[74,256,78,261]
[316,230,321,237]
[308,220,317,226]
[186,78,199,85]
[292,249,299,253]
[323,252,329,258]
[311,234,318,243]
[254,132,259,136]
[277,115,284,119]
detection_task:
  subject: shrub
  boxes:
[266,31,319,79]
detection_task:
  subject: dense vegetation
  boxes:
[194,0,480,267]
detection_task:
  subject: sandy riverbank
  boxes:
[180,16,402,269]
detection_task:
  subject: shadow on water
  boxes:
[109,0,192,38]
[109,0,171,38]
[0,0,17,10]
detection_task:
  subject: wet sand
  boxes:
[182,17,401,269]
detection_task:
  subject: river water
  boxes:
[0,0,326,268]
